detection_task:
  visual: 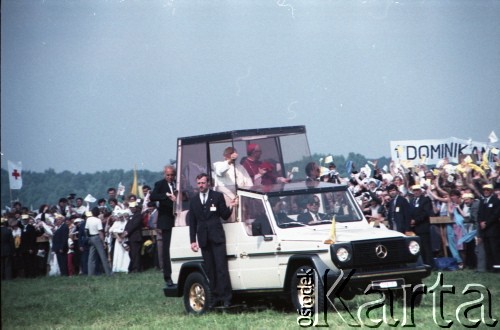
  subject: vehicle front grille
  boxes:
[356,264,408,273]
[351,238,415,267]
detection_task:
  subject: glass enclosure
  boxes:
[175,126,312,214]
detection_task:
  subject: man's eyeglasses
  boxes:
[310,202,320,206]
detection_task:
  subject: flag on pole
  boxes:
[345,160,353,176]
[324,155,333,164]
[488,131,498,144]
[7,160,23,190]
[138,185,144,199]
[130,165,139,196]
[324,216,336,244]
[117,182,126,197]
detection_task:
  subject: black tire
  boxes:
[183,272,212,314]
[290,265,324,315]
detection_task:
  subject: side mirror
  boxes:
[251,222,273,241]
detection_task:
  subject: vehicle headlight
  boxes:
[408,240,420,255]
[336,247,350,262]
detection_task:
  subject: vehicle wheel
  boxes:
[183,272,212,314]
[290,265,324,314]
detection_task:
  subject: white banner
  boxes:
[7,160,23,190]
[389,137,492,166]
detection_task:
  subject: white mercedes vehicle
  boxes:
[163,126,431,314]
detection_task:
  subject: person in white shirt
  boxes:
[108,210,130,273]
[213,146,253,195]
[85,208,113,276]
[213,147,252,223]
[73,198,87,216]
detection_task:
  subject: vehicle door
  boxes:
[234,195,281,289]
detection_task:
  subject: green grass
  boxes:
[2,269,499,329]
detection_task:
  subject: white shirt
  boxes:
[199,192,208,204]
[74,205,87,215]
[85,216,103,235]
[309,212,321,221]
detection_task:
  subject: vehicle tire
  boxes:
[290,265,324,315]
[183,272,212,314]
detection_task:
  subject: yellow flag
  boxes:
[324,215,336,244]
[130,165,139,196]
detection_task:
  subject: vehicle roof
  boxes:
[237,181,348,197]
[177,125,306,145]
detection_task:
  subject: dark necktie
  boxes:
[202,193,206,205]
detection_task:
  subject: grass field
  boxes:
[2,269,499,329]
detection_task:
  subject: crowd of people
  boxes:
[336,158,500,272]
[2,149,500,281]
[1,185,161,280]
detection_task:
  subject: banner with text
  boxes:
[389,137,491,166]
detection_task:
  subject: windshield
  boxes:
[268,190,363,228]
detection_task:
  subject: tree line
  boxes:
[1,168,162,211]
[1,153,389,211]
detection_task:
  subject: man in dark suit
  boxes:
[78,217,89,275]
[19,215,38,278]
[477,184,500,272]
[189,173,237,308]
[1,219,15,280]
[409,184,433,267]
[124,202,143,273]
[297,195,329,224]
[52,214,69,276]
[150,165,177,286]
[387,184,411,234]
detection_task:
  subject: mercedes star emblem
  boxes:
[375,244,388,259]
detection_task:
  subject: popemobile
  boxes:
[163,126,431,314]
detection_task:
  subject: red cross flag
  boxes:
[7,160,23,190]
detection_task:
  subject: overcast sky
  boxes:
[2,0,499,173]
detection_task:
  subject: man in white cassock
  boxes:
[213,147,253,197]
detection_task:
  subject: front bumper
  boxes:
[323,264,431,297]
